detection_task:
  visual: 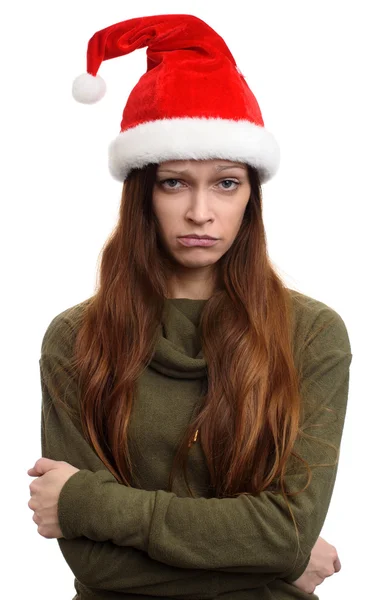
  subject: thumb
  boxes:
[27,457,60,476]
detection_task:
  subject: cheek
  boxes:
[152,207,179,239]
[153,194,173,215]
[153,199,180,226]
[155,209,176,230]
[224,207,246,227]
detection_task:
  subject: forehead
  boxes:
[158,159,246,170]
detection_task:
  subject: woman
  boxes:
[27,13,351,600]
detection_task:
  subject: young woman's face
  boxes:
[152,159,251,272]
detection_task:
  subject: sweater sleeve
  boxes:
[39,350,278,593]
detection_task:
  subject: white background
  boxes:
[1,1,370,598]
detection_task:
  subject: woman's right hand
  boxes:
[291,536,342,594]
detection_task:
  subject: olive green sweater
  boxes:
[39,289,352,600]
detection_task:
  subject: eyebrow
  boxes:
[157,164,247,174]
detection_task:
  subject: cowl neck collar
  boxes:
[150,298,208,379]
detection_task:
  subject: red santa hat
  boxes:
[72,13,280,184]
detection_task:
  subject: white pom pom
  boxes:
[72,73,106,104]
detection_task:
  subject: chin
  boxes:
[178,255,220,268]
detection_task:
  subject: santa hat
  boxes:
[72,13,280,184]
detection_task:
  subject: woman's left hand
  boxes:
[27,457,80,539]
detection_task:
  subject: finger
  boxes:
[27,467,41,476]
[29,458,59,475]
[334,556,342,572]
[28,498,36,510]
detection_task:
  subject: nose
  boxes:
[185,189,214,220]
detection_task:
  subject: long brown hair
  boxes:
[66,162,338,562]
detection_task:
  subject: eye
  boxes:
[219,179,240,190]
[158,178,182,189]
[157,178,241,190]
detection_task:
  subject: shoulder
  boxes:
[40,298,92,357]
[287,288,352,357]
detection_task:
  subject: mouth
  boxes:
[178,237,219,247]
[179,235,218,240]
